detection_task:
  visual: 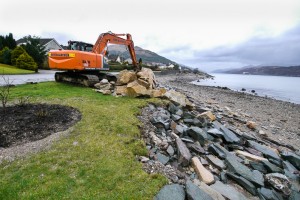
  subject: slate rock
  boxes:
[186,180,214,200]
[167,145,175,156]
[154,184,185,200]
[183,111,195,119]
[171,114,181,121]
[226,155,264,186]
[175,124,185,136]
[245,147,264,157]
[265,173,291,196]
[261,160,282,173]
[247,140,281,161]
[282,161,300,191]
[249,161,268,174]
[208,144,226,159]
[195,117,208,128]
[213,121,240,143]
[211,181,247,200]
[208,143,233,159]
[206,155,226,169]
[184,118,195,124]
[220,172,227,184]
[289,190,300,200]
[157,153,170,165]
[187,126,208,145]
[196,181,225,200]
[257,187,283,200]
[168,102,178,114]
[281,151,300,170]
[175,109,183,116]
[181,137,194,143]
[176,138,192,166]
[207,128,224,137]
[192,118,202,127]
[187,143,205,154]
[226,172,257,195]
[268,158,283,167]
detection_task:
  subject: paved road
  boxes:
[0,70,58,86]
[0,70,119,86]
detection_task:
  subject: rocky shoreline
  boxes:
[156,72,300,149]
[136,71,300,200]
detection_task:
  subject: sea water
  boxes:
[193,73,300,104]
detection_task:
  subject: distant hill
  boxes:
[219,66,300,77]
[107,45,176,65]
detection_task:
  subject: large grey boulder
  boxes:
[154,184,185,200]
[186,180,213,200]
[247,140,281,161]
[164,90,194,108]
[226,155,264,186]
[265,173,291,196]
[226,172,257,195]
[206,155,226,170]
[257,187,283,200]
[187,126,208,145]
[175,138,192,166]
[196,181,225,200]
[281,151,300,170]
[211,181,247,200]
[213,121,240,143]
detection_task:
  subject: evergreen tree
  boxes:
[0,36,4,50]
[16,52,38,71]
[21,35,47,67]
[0,47,12,64]
[11,46,26,66]
[5,33,16,49]
[0,33,16,50]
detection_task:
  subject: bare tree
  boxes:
[0,75,12,109]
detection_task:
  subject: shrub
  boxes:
[11,46,26,66]
[0,47,12,64]
[16,52,38,71]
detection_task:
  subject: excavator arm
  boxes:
[92,32,139,70]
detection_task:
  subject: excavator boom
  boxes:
[92,32,138,67]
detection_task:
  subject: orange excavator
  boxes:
[48,32,139,86]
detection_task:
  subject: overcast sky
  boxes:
[1,0,300,72]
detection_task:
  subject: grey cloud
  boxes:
[195,24,300,71]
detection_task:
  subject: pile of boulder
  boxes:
[94,68,166,98]
[138,100,300,200]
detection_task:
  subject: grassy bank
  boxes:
[0,63,35,75]
[0,82,167,199]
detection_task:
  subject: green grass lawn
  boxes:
[0,82,167,199]
[0,63,35,75]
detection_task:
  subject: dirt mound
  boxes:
[0,104,81,148]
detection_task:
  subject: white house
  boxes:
[16,38,63,53]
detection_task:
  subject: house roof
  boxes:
[39,38,53,45]
[17,38,54,46]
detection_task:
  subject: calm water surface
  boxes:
[193,73,300,104]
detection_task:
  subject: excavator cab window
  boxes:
[68,41,93,52]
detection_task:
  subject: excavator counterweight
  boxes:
[48,32,139,86]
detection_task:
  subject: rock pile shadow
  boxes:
[138,101,300,200]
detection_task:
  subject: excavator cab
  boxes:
[68,41,93,52]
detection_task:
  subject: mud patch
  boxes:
[0,104,81,148]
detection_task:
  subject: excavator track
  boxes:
[55,72,100,87]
